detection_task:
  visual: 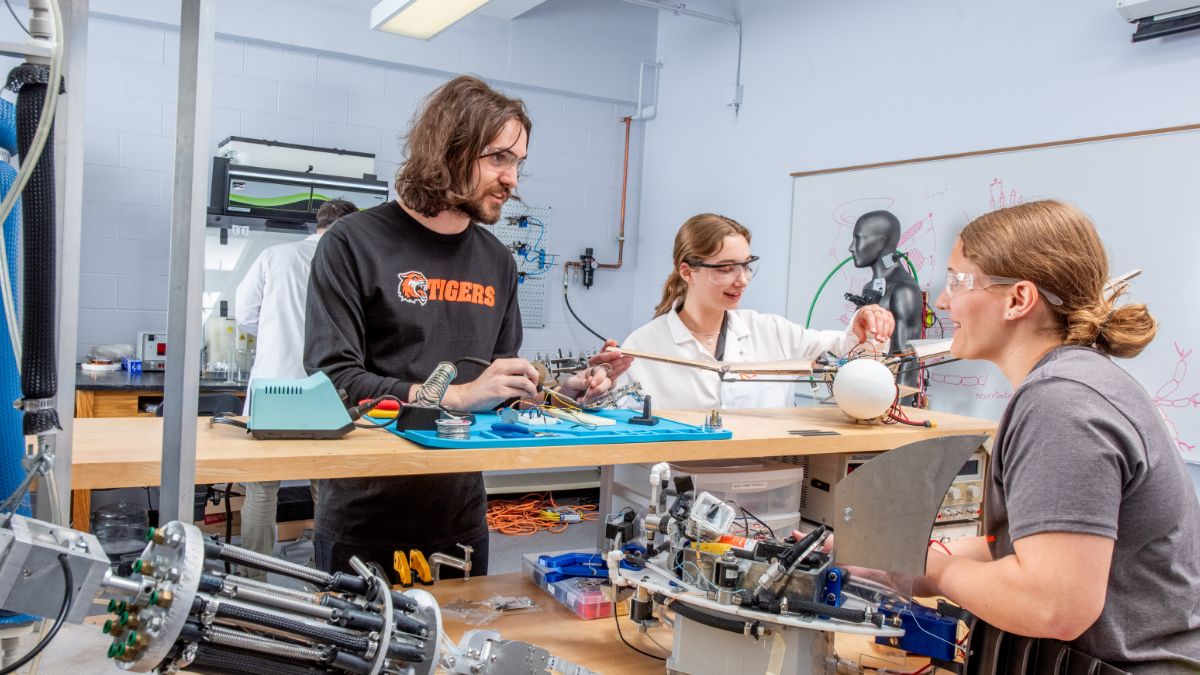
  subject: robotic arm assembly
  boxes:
[602,434,989,675]
[0,515,597,675]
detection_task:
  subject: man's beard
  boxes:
[460,183,510,224]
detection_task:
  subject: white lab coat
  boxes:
[618,308,861,410]
[236,234,322,394]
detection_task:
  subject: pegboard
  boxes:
[483,203,555,328]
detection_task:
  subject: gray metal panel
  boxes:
[0,514,110,623]
[160,0,214,522]
[834,434,987,577]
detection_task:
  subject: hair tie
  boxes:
[1099,307,1116,333]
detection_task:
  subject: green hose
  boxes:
[804,251,920,328]
[805,256,852,328]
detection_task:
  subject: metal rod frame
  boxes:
[45,0,88,525]
[160,0,214,522]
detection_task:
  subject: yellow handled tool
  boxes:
[409,549,433,586]
[393,551,413,588]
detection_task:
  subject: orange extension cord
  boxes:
[487,492,599,535]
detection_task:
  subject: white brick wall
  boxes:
[243,44,316,86]
[74,6,656,360]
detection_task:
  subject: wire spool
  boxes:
[831,358,896,422]
[435,417,472,440]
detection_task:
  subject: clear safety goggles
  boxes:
[944,270,1062,306]
[686,255,760,283]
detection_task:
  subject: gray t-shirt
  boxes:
[986,346,1200,673]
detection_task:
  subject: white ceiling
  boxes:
[475,0,551,20]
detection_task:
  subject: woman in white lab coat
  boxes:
[618,213,895,410]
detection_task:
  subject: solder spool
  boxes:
[435,417,472,440]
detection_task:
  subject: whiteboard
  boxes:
[785,125,1200,465]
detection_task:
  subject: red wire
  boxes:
[928,539,953,556]
[486,492,598,535]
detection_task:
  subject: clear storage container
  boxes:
[92,500,149,561]
[550,577,619,620]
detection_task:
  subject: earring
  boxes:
[1006,311,1017,319]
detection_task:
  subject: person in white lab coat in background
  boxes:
[234,198,357,578]
[616,213,895,410]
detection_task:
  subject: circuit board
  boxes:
[482,202,555,328]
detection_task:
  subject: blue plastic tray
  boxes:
[393,408,731,449]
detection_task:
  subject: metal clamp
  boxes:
[200,598,218,627]
[429,544,474,582]
[15,397,55,412]
[174,642,198,670]
[363,630,379,660]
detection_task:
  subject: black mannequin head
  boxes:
[849,210,901,268]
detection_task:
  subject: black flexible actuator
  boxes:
[8,63,61,435]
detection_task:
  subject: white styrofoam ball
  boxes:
[831,358,896,421]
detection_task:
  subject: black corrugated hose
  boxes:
[212,602,371,654]
[655,593,757,636]
[187,643,328,675]
[7,63,60,435]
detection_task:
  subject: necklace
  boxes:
[679,309,723,346]
[683,322,721,345]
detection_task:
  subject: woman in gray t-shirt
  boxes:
[918,200,1200,672]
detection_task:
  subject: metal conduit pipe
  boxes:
[209,605,371,655]
[218,574,322,604]
[203,540,332,586]
[201,595,372,653]
[205,625,328,664]
[187,643,326,675]
[613,0,743,114]
[221,584,336,622]
[615,0,736,26]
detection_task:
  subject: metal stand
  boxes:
[160,0,214,522]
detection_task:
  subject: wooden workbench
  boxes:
[428,573,933,674]
[71,406,994,490]
[73,367,249,527]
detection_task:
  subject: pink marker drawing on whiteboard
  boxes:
[1153,342,1198,454]
[988,178,1025,212]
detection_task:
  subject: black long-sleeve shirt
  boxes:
[304,200,521,549]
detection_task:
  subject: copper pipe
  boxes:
[566,116,632,277]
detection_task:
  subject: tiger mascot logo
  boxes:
[397,271,429,306]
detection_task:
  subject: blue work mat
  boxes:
[393,408,732,449]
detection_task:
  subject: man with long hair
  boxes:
[304,76,620,579]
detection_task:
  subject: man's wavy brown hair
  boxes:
[396,75,532,217]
